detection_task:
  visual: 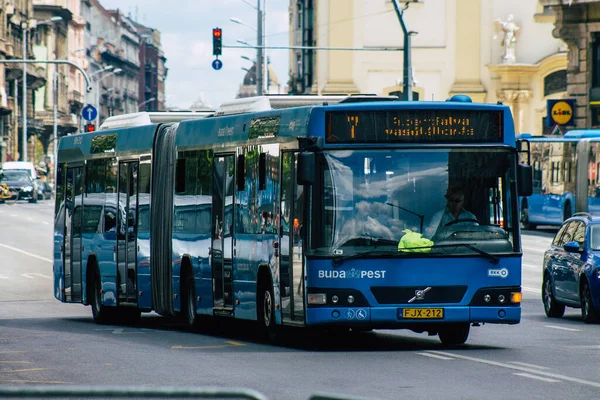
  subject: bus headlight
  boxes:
[308,293,327,305]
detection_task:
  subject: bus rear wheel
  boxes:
[89,269,114,324]
[257,280,277,341]
[438,323,470,345]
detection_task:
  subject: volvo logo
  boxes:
[408,287,432,303]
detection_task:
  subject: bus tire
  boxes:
[438,323,470,345]
[564,202,572,221]
[115,307,141,325]
[542,273,565,318]
[581,280,599,323]
[520,203,536,230]
[89,268,114,324]
[257,277,277,341]
[183,275,200,329]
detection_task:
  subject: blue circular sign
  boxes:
[212,59,223,71]
[82,104,98,121]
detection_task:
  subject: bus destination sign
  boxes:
[326,109,503,143]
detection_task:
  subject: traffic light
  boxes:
[85,123,96,132]
[213,28,222,56]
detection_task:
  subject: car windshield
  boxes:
[1,170,31,182]
[311,148,517,256]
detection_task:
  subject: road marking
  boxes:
[0,379,70,384]
[0,361,31,364]
[0,243,52,263]
[172,345,229,349]
[523,263,540,270]
[225,341,246,347]
[514,372,561,383]
[510,361,549,370]
[544,325,580,332]
[21,273,51,280]
[428,351,600,388]
[0,368,47,373]
[416,352,453,360]
[172,341,246,349]
[522,286,541,295]
[567,345,600,349]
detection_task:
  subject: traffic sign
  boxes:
[212,59,223,71]
[82,104,98,121]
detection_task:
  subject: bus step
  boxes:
[213,308,234,317]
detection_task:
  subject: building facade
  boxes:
[543,0,600,129]
[289,0,569,135]
[0,0,167,168]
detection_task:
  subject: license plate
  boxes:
[401,308,444,319]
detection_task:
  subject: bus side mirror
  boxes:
[518,163,533,197]
[297,152,315,185]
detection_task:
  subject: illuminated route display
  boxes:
[326,109,503,143]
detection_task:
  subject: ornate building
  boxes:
[289,0,569,135]
[543,0,600,128]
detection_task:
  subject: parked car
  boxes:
[542,213,600,322]
[0,170,38,203]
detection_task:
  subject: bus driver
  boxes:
[425,186,478,237]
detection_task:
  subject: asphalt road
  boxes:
[1,200,598,400]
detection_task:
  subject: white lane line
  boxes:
[522,286,541,295]
[522,247,546,254]
[0,243,52,263]
[428,351,600,388]
[510,361,550,370]
[416,352,454,360]
[514,372,561,383]
[567,345,600,350]
[544,325,581,332]
[523,263,540,270]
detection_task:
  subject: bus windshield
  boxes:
[311,148,517,256]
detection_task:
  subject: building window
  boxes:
[591,106,600,128]
[544,70,566,97]
[593,34,600,88]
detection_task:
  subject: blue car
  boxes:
[543,213,600,322]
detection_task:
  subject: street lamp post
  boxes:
[95,68,122,125]
[138,97,156,110]
[21,16,62,162]
[231,0,265,95]
[392,1,418,101]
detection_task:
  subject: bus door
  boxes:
[117,161,139,303]
[212,154,235,310]
[63,166,84,302]
[280,152,305,322]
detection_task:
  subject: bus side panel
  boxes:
[137,232,152,310]
[232,234,260,320]
[304,257,521,327]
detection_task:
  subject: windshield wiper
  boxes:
[332,249,405,267]
[424,243,499,264]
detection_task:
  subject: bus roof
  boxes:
[99,111,213,130]
[518,129,600,140]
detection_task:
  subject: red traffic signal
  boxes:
[85,123,96,132]
[213,28,222,56]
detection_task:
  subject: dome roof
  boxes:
[242,62,279,87]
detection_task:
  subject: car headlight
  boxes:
[22,186,33,192]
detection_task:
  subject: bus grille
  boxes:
[370,286,468,305]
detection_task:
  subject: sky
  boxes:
[98,0,290,110]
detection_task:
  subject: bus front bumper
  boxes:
[305,306,521,326]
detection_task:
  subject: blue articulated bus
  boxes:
[518,130,600,229]
[54,95,532,345]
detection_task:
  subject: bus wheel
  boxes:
[581,280,599,323]
[520,205,536,230]
[542,274,565,318]
[257,281,277,341]
[564,202,572,221]
[438,323,470,345]
[89,269,114,324]
[184,276,199,328]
